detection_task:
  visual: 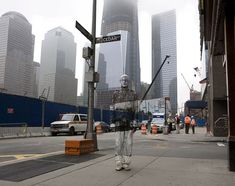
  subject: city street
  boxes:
[0,127,234,186]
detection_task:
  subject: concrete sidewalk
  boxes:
[145,127,227,143]
[1,127,235,186]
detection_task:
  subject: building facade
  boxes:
[39,27,77,105]
[32,62,40,98]
[0,11,34,97]
[199,0,235,171]
[151,10,177,114]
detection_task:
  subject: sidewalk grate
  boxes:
[0,153,104,182]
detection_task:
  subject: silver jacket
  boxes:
[112,87,137,131]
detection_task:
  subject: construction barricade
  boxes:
[65,139,95,155]
[141,124,147,135]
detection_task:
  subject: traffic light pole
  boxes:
[86,0,98,150]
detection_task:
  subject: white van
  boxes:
[50,113,89,136]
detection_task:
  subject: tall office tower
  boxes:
[152,10,177,114]
[99,0,141,95]
[96,52,110,109]
[39,27,77,105]
[32,62,40,98]
[0,11,34,97]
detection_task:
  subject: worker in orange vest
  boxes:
[184,115,191,134]
[191,116,196,134]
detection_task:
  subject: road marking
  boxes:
[0,154,42,160]
[0,151,64,165]
[15,154,42,160]
[217,142,225,147]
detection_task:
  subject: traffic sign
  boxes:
[75,21,93,42]
[96,34,121,44]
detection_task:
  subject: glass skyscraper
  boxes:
[152,10,177,114]
[0,11,34,97]
[96,0,141,109]
[98,30,129,89]
[39,27,77,105]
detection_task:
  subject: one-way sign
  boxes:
[96,34,121,44]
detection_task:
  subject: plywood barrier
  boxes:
[65,139,95,155]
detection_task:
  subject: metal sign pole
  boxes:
[86,0,98,150]
[75,0,122,151]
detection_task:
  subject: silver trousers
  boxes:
[176,124,180,134]
[115,130,133,168]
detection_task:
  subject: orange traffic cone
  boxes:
[151,124,158,134]
[141,125,147,135]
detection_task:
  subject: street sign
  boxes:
[96,34,121,44]
[75,21,93,42]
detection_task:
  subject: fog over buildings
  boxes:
[0,11,35,97]
[0,0,200,109]
[96,0,141,109]
[39,27,77,105]
[151,10,177,114]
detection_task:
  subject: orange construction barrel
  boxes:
[141,124,147,135]
[96,124,103,134]
[152,124,157,134]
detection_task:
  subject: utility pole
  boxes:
[86,0,97,150]
[75,0,121,150]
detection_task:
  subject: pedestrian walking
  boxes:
[167,114,173,134]
[112,74,137,171]
[184,115,191,134]
[191,116,196,134]
[147,117,152,134]
[175,114,180,134]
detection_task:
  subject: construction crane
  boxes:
[193,67,202,78]
[181,73,194,93]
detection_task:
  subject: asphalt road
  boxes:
[0,130,227,164]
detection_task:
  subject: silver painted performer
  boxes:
[111,74,137,171]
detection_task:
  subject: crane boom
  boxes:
[181,73,193,92]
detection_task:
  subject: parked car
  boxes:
[132,120,142,130]
[140,120,149,129]
[50,113,91,136]
[94,121,110,132]
[110,123,116,132]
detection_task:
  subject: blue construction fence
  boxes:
[0,93,148,127]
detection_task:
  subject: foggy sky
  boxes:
[0,0,200,109]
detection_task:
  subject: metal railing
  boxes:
[0,123,28,137]
[214,116,228,129]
